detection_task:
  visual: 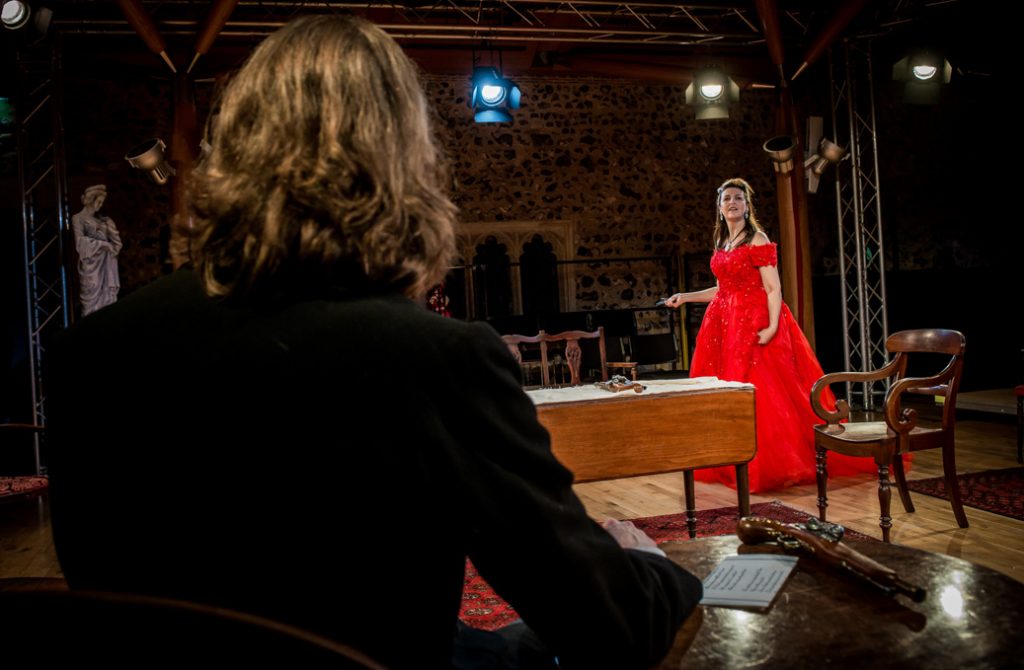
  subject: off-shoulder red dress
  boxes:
[690,242,875,492]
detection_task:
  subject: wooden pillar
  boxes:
[756,0,816,348]
[773,95,816,349]
[168,73,199,268]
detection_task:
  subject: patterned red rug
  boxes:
[0,476,48,501]
[906,467,1024,521]
[460,500,847,631]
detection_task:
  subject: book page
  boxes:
[700,554,798,608]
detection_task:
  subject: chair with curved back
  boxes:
[0,589,388,667]
[541,327,639,385]
[810,329,968,542]
[501,332,549,386]
[541,328,608,386]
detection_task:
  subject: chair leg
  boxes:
[815,446,829,522]
[876,462,892,543]
[891,454,915,513]
[683,470,697,539]
[942,442,970,529]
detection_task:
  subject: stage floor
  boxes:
[957,388,1016,416]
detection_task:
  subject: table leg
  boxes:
[734,464,750,518]
[683,470,696,539]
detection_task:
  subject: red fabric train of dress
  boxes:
[690,242,876,493]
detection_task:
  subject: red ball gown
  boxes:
[690,242,875,492]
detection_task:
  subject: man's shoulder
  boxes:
[63,271,202,340]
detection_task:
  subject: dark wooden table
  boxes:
[657,535,1024,669]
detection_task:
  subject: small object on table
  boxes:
[595,375,646,393]
[736,516,926,602]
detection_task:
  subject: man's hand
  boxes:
[602,519,661,552]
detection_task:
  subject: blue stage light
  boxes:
[469,66,521,123]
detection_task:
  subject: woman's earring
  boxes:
[744,210,750,220]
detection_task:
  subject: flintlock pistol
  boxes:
[736,517,926,602]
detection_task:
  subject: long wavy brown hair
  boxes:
[712,177,764,250]
[189,15,457,300]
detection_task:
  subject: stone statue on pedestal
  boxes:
[71,184,122,316]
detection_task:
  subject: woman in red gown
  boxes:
[665,178,874,492]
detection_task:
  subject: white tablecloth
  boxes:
[525,376,753,405]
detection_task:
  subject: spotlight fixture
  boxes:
[763,136,796,174]
[893,49,952,104]
[685,66,740,120]
[804,137,847,176]
[125,138,176,185]
[1,0,29,29]
[469,66,521,123]
[2,0,50,36]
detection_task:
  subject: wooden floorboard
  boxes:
[577,414,1023,583]
[2,413,1020,583]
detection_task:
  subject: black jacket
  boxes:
[46,270,701,669]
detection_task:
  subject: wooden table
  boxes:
[527,379,756,536]
[657,535,1024,669]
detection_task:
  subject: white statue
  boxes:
[71,184,122,316]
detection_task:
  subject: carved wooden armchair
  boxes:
[810,329,968,542]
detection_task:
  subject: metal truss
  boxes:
[829,40,889,411]
[53,1,791,48]
[14,36,73,473]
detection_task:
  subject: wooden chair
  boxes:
[0,589,387,667]
[501,332,549,386]
[539,327,637,385]
[810,329,968,542]
[503,328,635,386]
[539,329,603,386]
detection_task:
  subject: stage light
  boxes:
[804,137,847,176]
[125,138,176,185]
[685,67,739,120]
[893,49,952,104]
[2,0,50,37]
[2,1,29,29]
[763,136,796,174]
[469,66,521,123]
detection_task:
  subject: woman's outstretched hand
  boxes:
[663,293,685,308]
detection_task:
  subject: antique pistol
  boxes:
[595,375,645,393]
[737,516,926,602]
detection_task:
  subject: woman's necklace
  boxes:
[725,230,746,250]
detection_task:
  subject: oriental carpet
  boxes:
[906,467,1024,521]
[459,500,842,630]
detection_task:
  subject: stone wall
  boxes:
[62,71,784,313]
[425,74,780,312]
